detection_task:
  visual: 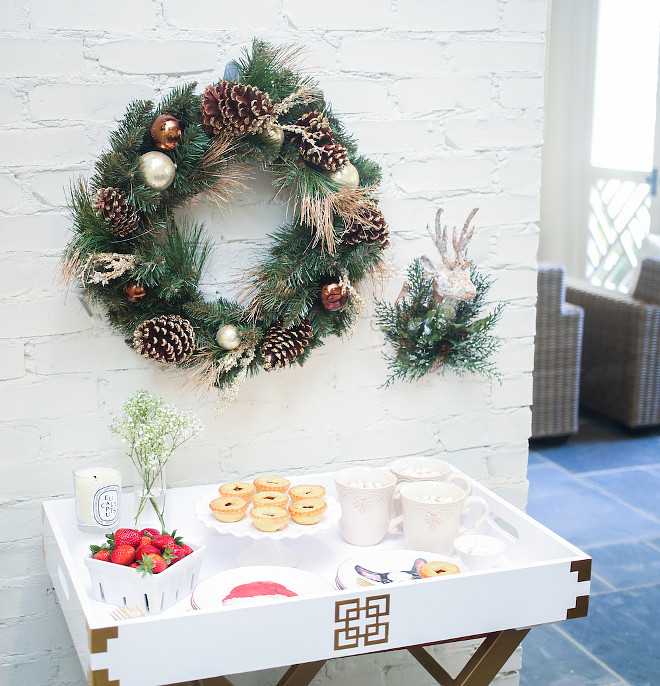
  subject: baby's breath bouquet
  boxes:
[109,390,203,529]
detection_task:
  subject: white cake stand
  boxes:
[194,492,341,567]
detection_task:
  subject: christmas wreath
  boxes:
[375,208,502,386]
[62,40,389,406]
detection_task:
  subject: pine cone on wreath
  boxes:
[288,111,333,145]
[94,187,140,239]
[261,318,314,371]
[132,314,195,364]
[342,204,390,249]
[201,80,275,137]
[288,110,349,172]
[301,137,348,172]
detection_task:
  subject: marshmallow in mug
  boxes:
[389,457,471,494]
[398,467,445,478]
[412,495,455,504]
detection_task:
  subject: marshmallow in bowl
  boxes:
[456,536,503,556]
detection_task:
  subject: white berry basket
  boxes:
[84,543,206,615]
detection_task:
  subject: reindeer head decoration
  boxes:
[421,207,478,309]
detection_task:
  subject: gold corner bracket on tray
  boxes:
[566,558,591,620]
[89,668,120,686]
[88,624,120,686]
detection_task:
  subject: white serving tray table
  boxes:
[42,470,591,686]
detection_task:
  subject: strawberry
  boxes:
[151,534,176,551]
[179,543,193,557]
[138,535,152,547]
[92,549,112,562]
[134,544,160,562]
[137,553,168,575]
[159,547,174,565]
[111,544,136,566]
[112,528,142,548]
[169,544,186,564]
[129,562,139,568]
[139,528,160,539]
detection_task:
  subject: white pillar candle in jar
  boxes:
[73,467,121,533]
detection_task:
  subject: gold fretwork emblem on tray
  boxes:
[334,594,390,651]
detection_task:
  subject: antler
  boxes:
[429,207,478,268]
[452,208,478,267]
[429,208,449,266]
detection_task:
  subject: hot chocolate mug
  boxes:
[388,481,489,554]
[389,456,471,514]
[334,467,397,546]
[389,456,471,491]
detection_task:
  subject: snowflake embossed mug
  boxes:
[388,481,489,554]
[334,467,397,546]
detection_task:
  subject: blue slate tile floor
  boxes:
[521,412,660,686]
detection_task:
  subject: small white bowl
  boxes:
[453,534,505,571]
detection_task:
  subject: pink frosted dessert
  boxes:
[222,581,298,607]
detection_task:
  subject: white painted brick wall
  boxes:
[0,2,546,684]
[394,0,500,31]
[0,39,85,76]
[98,41,218,75]
[449,40,546,74]
[395,75,494,113]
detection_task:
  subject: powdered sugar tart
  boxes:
[195,489,341,540]
[191,566,334,611]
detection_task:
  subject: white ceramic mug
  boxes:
[389,457,471,514]
[388,481,489,554]
[334,467,397,546]
[390,456,471,489]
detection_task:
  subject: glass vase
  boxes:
[133,463,167,532]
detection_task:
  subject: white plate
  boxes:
[195,491,341,540]
[335,549,467,590]
[191,566,335,611]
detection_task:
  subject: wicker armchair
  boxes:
[565,258,660,428]
[531,264,584,439]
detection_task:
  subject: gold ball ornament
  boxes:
[139,151,176,191]
[258,124,284,148]
[320,281,349,312]
[150,114,183,151]
[326,161,360,188]
[216,324,241,350]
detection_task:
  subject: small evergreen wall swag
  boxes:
[375,208,503,387]
[62,40,388,408]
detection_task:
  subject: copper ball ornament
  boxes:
[150,114,183,151]
[124,281,147,302]
[138,151,176,191]
[326,161,360,188]
[216,324,241,350]
[320,280,349,312]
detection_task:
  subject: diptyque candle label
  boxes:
[92,485,120,526]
